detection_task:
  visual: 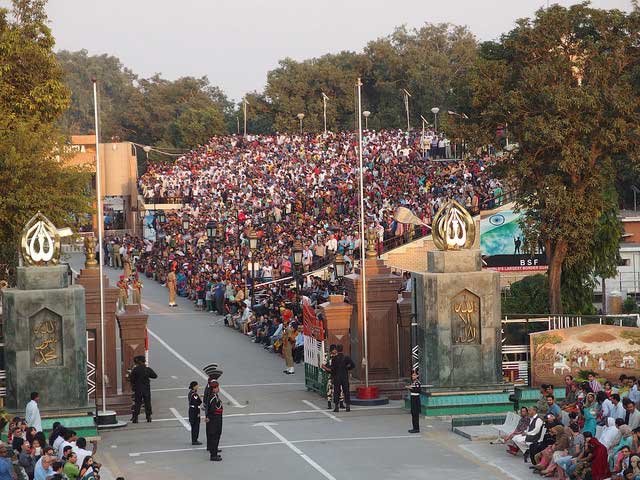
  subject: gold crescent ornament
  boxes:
[20,212,61,266]
[432,200,475,251]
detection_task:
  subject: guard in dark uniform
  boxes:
[407,369,421,433]
[330,344,355,412]
[205,379,223,461]
[188,381,202,445]
[129,355,158,423]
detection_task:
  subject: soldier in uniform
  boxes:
[205,379,223,461]
[407,369,422,433]
[167,266,177,307]
[188,381,202,445]
[117,275,128,311]
[321,344,344,410]
[330,344,355,412]
[132,274,143,309]
[129,355,158,423]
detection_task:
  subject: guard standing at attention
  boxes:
[188,381,202,445]
[330,344,355,412]
[129,355,158,423]
[205,379,223,461]
[407,369,421,433]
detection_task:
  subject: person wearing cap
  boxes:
[129,356,158,423]
[282,322,296,375]
[406,369,422,433]
[167,266,177,307]
[188,382,202,445]
[117,275,128,311]
[205,380,223,461]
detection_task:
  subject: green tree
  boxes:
[472,4,640,313]
[0,0,91,273]
[502,274,549,315]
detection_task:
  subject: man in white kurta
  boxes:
[25,392,42,432]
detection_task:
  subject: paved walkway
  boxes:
[68,254,518,480]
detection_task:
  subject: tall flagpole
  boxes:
[92,78,107,414]
[357,77,369,388]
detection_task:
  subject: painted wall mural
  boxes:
[530,325,640,386]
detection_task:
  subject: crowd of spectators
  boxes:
[5,393,102,480]
[501,374,640,479]
[122,129,503,312]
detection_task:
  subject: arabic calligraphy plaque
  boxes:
[451,289,480,345]
[29,308,63,367]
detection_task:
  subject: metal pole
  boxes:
[251,254,255,310]
[92,79,107,414]
[404,92,410,131]
[323,94,327,135]
[357,77,369,388]
[243,100,247,137]
[300,117,303,134]
[411,277,420,373]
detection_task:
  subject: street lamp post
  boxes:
[431,107,440,132]
[181,216,190,255]
[243,98,249,137]
[297,113,305,134]
[248,229,259,310]
[363,111,370,130]
[206,221,215,267]
[293,240,303,291]
[403,89,412,131]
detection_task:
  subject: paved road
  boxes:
[70,256,514,480]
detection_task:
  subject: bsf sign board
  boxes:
[480,210,547,272]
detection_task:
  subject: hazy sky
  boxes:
[39,0,633,101]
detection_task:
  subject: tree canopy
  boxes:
[0,0,92,275]
[472,4,640,313]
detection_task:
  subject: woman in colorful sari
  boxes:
[582,393,598,437]
[176,271,187,297]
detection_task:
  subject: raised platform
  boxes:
[404,385,514,416]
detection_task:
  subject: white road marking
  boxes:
[254,422,336,480]
[170,407,191,431]
[128,434,420,456]
[170,375,178,379]
[152,383,303,392]
[147,328,246,408]
[142,304,150,310]
[302,400,342,422]
[148,404,401,422]
[110,445,117,448]
[177,395,187,399]
[134,460,146,464]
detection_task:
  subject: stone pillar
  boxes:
[413,249,501,388]
[320,295,353,356]
[397,291,412,379]
[2,266,91,415]
[344,259,403,382]
[75,268,121,409]
[116,305,148,396]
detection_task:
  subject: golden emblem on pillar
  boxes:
[21,212,61,266]
[366,226,378,259]
[84,235,98,269]
[431,200,475,251]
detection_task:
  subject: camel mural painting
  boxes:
[530,325,640,386]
